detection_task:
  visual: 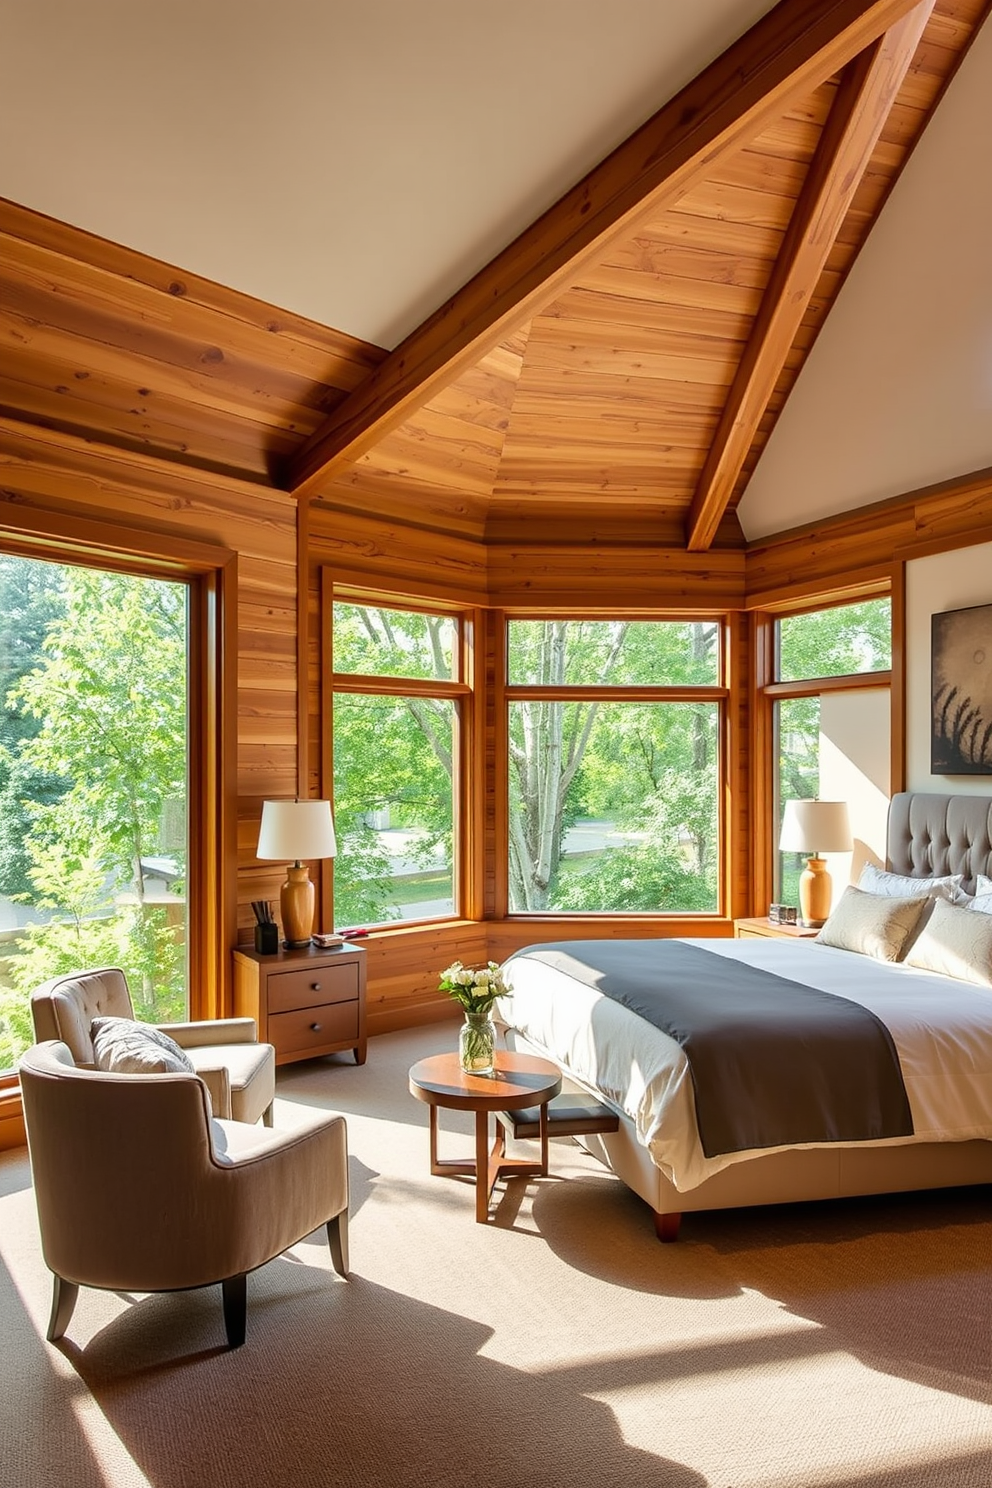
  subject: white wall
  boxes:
[906,541,992,792]
[0,0,775,348]
[738,19,992,540]
[820,688,890,902]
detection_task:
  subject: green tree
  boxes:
[776,599,892,805]
[0,556,67,900]
[509,620,719,912]
[331,605,454,926]
[777,599,891,683]
[4,568,188,1025]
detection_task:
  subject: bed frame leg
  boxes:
[653,1210,682,1243]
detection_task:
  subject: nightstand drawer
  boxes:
[267,963,361,1014]
[268,1001,360,1058]
[233,943,367,1068]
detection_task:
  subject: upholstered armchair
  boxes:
[30,967,275,1126]
[18,1039,350,1348]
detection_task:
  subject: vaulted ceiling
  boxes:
[2,0,988,552]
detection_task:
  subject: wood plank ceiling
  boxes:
[1,0,988,552]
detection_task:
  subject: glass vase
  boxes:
[459,1010,496,1076]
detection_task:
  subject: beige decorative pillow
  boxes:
[858,862,966,904]
[966,892,992,916]
[815,885,929,963]
[904,898,992,986]
[91,1016,195,1074]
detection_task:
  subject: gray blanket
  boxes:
[508,940,914,1158]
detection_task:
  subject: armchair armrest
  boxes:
[157,1018,258,1048]
[196,1064,232,1119]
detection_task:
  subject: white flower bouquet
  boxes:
[437,960,507,1016]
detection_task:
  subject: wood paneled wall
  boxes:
[0,199,384,486]
[0,417,300,975]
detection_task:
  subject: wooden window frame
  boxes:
[320,577,483,929]
[0,508,236,1145]
[752,593,892,917]
[499,611,729,922]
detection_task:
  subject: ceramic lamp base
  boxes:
[798,856,832,928]
[280,862,315,948]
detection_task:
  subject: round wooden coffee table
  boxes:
[409,1050,562,1223]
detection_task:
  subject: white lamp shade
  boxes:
[779,799,852,855]
[257,799,337,862]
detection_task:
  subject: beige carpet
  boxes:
[1,1023,990,1488]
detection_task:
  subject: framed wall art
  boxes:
[931,602,992,774]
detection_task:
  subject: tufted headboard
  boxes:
[886,792,992,892]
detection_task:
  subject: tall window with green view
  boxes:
[330,601,465,928]
[0,555,189,1071]
[772,598,891,905]
[506,619,723,914]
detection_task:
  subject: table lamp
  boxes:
[257,799,337,948]
[779,799,852,928]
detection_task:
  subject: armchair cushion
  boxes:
[91,1016,196,1075]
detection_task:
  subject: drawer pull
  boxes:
[310,982,321,991]
[310,1022,322,1032]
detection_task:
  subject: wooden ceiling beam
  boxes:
[286,0,928,498]
[684,0,934,551]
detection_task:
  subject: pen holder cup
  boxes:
[254,922,279,955]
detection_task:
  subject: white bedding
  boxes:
[496,938,992,1192]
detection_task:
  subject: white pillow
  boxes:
[815,885,929,963]
[91,1016,195,1074]
[956,872,992,911]
[858,862,966,904]
[904,898,992,986]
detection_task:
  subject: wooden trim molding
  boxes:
[461,607,487,923]
[764,670,892,699]
[725,610,752,921]
[295,495,311,798]
[750,613,776,917]
[187,556,239,1020]
[890,559,907,794]
[745,465,992,608]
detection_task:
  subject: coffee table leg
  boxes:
[475,1110,490,1223]
[429,1104,440,1174]
[539,1100,549,1176]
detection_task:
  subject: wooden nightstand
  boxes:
[734,917,820,941]
[232,943,367,1066]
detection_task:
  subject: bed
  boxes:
[496,791,992,1240]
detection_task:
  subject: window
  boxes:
[329,599,471,927]
[0,554,189,1072]
[505,619,724,914]
[766,598,892,906]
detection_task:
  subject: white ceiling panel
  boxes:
[0,0,776,347]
